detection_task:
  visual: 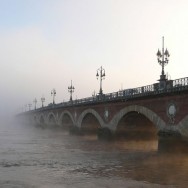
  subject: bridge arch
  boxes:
[47,112,57,125]
[58,110,75,128]
[178,115,188,137]
[39,114,45,125]
[77,108,105,128]
[109,105,166,132]
[32,115,37,123]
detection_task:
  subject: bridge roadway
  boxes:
[22,77,188,140]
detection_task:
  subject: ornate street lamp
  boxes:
[96,66,105,95]
[33,98,37,110]
[51,89,56,105]
[68,80,75,101]
[41,96,45,108]
[156,36,170,81]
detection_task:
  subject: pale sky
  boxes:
[0,0,188,117]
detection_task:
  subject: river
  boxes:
[0,120,187,188]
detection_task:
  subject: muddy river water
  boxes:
[0,121,187,188]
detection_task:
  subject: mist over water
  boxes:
[0,120,187,188]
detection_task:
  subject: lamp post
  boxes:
[92,90,96,97]
[41,96,45,108]
[156,36,170,81]
[68,80,75,101]
[92,90,96,101]
[96,66,105,95]
[28,103,32,111]
[51,89,56,105]
[33,98,37,110]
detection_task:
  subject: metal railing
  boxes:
[32,77,188,112]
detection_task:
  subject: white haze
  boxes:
[0,0,188,119]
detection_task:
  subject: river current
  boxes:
[0,120,188,188]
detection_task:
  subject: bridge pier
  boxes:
[69,126,83,135]
[97,127,113,141]
[156,126,188,153]
[69,126,114,140]
[158,136,188,153]
[158,129,181,138]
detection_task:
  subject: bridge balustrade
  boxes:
[173,77,188,89]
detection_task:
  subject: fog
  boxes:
[1,0,188,118]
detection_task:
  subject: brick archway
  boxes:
[77,108,105,128]
[47,112,57,124]
[33,115,37,124]
[178,115,188,137]
[109,105,166,132]
[38,113,46,124]
[58,110,75,126]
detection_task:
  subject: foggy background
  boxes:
[0,0,188,119]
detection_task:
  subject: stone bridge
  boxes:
[21,77,188,140]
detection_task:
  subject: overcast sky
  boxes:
[0,0,188,117]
